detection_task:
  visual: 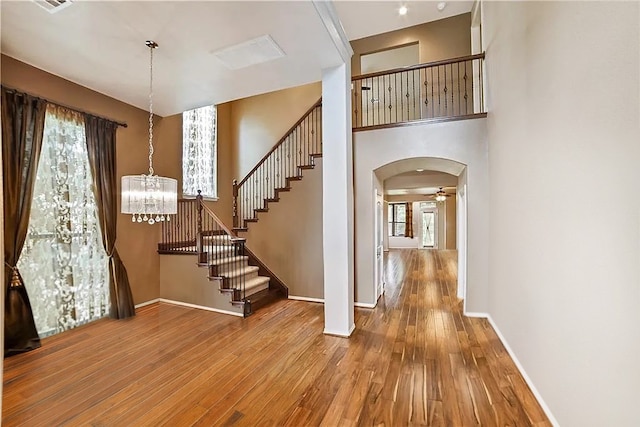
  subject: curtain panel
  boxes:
[84,115,135,319]
[1,87,45,356]
[406,202,414,239]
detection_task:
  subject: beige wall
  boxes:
[159,254,243,316]
[1,55,164,304]
[484,2,640,426]
[156,102,234,228]
[445,195,456,249]
[230,82,321,180]
[350,13,472,76]
[242,159,324,300]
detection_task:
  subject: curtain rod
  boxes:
[1,85,128,128]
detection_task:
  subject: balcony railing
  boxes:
[352,53,485,130]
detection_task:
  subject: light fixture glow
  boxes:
[398,5,408,15]
[437,2,447,12]
[121,41,178,224]
[416,168,424,172]
[435,187,448,202]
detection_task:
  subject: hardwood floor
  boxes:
[3,249,550,426]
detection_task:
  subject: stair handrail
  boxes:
[198,195,238,238]
[236,98,322,188]
[233,98,323,229]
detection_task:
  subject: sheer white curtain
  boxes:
[182,105,217,198]
[18,105,110,337]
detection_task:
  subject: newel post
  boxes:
[232,179,238,229]
[196,190,203,258]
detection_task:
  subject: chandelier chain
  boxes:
[148,43,155,176]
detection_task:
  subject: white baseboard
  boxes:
[288,295,324,304]
[158,298,244,317]
[463,311,489,318]
[135,298,160,309]
[354,302,376,309]
[485,315,559,427]
[324,323,355,338]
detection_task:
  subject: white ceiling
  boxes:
[334,0,474,41]
[1,0,472,117]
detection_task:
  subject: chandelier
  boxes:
[121,40,177,224]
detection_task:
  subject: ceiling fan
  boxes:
[426,187,453,202]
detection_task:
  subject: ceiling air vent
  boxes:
[33,0,73,14]
[212,35,285,71]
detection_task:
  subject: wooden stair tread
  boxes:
[219,265,259,279]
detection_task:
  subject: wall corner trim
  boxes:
[312,0,354,62]
[485,315,560,427]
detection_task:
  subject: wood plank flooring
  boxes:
[3,249,550,426]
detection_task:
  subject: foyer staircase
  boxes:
[233,99,322,231]
[158,194,285,316]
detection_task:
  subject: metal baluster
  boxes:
[464,60,469,114]
[451,63,454,116]
[457,61,461,116]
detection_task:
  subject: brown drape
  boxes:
[1,88,45,356]
[84,116,135,319]
[406,202,414,239]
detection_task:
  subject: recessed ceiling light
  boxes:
[416,169,424,172]
[437,2,447,12]
[398,5,408,15]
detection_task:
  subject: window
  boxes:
[182,105,217,198]
[388,203,407,236]
[18,105,109,337]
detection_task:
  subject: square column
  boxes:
[322,62,355,337]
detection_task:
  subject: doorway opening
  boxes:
[422,211,436,248]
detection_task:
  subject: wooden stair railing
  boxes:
[158,191,286,316]
[352,53,486,130]
[233,99,322,231]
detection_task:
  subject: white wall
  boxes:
[484,2,640,426]
[354,118,489,308]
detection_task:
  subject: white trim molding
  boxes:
[134,298,160,309]
[324,323,356,338]
[462,311,559,426]
[463,311,489,318]
[354,302,376,309]
[486,315,559,426]
[158,299,244,317]
[289,296,325,304]
[288,297,377,309]
[312,0,354,62]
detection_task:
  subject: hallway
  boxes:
[2,249,550,425]
[370,249,550,425]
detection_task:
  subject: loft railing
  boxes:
[159,191,246,303]
[352,53,485,130]
[233,99,322,230]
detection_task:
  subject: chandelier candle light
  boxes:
[121,41,177,224]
